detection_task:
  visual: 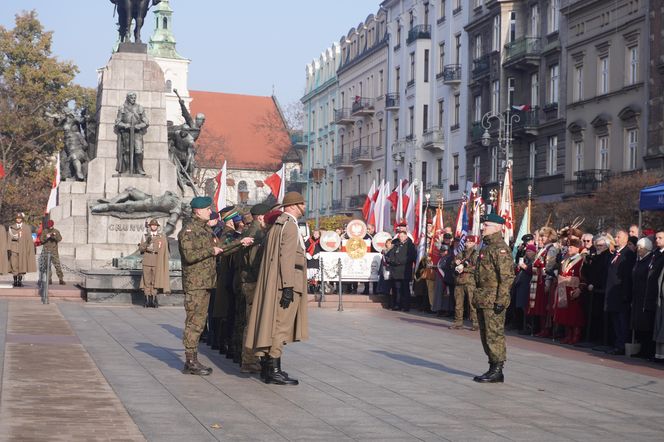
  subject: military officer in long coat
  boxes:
[473,213,515,383]
[245,192,309,385]
[0,224,9,275]
[40,220,65,285]
[139,219,170,308]
[8,212,36,287]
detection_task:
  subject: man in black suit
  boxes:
[604,230,636,355]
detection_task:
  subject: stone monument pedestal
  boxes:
[50,50,180,270]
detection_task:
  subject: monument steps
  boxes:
[0,285,85,302]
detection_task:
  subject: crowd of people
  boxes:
[305,219,664,365]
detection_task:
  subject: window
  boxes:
[424,3,430,26]
[394,118,399,141]
[422,162,428,189]
[597,135,609,169]
[165,79,172,92]
[439,0,446,21]
[395,66,401,92]
[574,141,584,173]
[473,95,482,122]
[438,99,444,127]
[530,4,540,37]
[393,170,398,187]
[531,73,539,105]
[491,80,500,114]
[528,142,536,178]
[377,168,382,183]
[437,158,443,185]
[473,156,481,183]
[454,34,461,64]
[423,105,429,133]
[492,15,501,51]
[598,56,609,94]
[453,154,459,186]
[163,17,168,30]
[397,25,401,46]
[547,136,558,175]
[424,49,430,82]
[379,70,384,95]
[507,77,516,107]
[238,180,249,203]
[378,119,383,147]
[548,0,559,34]
[408,106,414,136]
[453,93,460,127]
[549,64,559,104]
[574,65,583,101]
[474,0,482,9]
[409,10,414,31]
[627,46,639,85]
[626,129,638,170]
[474,34,482,60]
[490,146,498,182]
[438,42,445,74]
[509,11,516,42]
[409,52,415,82]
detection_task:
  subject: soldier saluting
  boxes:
[473,213,515,383]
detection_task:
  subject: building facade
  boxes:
[562,0,647,193]
[646,0,664,170]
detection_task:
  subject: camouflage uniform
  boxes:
[178,216,219,353]
[473,231,515,363]
[215,226,244,355]
[40,227,64,283]
[453,247,478,328]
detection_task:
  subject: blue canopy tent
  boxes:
[638,182,664,231]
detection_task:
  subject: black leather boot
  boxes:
[12,276,17,287]
[260,356,268,381]
[182,351,212,376]
[473,363,495,382]
[153,296,159,308]
[264,357,298,385]
[275,358,297,384]
[475,362,504,383]
[17,275,23,287]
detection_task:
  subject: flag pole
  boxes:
[527,184,532,233]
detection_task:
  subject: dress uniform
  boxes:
[40,220,65,285]
[8,212,36,287]
[139,219,170,308]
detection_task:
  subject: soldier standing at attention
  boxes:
[450,235,479,330]
[40,220,65,285]
[139,219,170,308]
[245,192,309,385]
[473,213,515,383]
[8,212,36,287]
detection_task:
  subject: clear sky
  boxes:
[1,0,378,106]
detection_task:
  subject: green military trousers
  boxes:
[240,282,259,365]
[453,284,478,327]
[183,289,210,352]
[477,307,507,363]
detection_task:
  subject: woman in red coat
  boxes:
[528,227,560,337]
[554,238,586,344]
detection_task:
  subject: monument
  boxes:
[48,1,188,304]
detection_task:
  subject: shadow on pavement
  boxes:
[134,342,183,370]
[372,350,475,377]
[159,323,183,340]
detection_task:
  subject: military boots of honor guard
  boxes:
[183,352,212,376]
[263,356,298,386]
[473,362,504,383]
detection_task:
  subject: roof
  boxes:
[189,91,292,171]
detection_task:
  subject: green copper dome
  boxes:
[148,0,185,59]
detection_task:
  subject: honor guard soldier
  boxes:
[139,219,170,308]
[40,220,65,285]
[473,213,515,383]
[8,212,36,287]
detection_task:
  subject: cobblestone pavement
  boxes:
[0,299,662,441]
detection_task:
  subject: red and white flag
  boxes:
[264,163,285,203]
[498,165,514,242]
[213,160,227,212]
[362,180,376,222]
[45,152,61,214]
[404,181,416,235]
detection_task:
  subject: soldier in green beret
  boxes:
[472,213,515,383]
[178,196,253,375]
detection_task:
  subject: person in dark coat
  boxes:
[644,232,664,359]
[513,244,536,332]
[386,230,417,311]
[631,238,654,358]
[584,236,611,343]
[604,230,636,355]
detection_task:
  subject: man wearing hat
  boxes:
[472,213,515,383]
[179,196,226,375]
[245,192,309,385]
[451,235,479,330]
[8,212,36,287]
[40,220,65,285]
[139,219,170,308]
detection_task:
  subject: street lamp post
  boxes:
[480,108,520,183]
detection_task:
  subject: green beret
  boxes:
[482,212,506,225]
[250,203,270,216]
[190,196,212,209]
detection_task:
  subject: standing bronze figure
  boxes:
[114,92,149,175]
[111,0,162,44]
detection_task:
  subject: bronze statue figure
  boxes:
[111,0,162,44]
[46,106,93,181]
[114,92,149,175]
[167,89,205,193]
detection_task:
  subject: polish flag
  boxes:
[45,152,61,214]
[362,180,376,221]
[404,181,416,235]
[454,198,468,239]
[213,160,227,212]
[498,165,514,242]
[386,179,408,211]
[264,163,285,203]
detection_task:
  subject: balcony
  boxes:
[472,54,491,80]
[385,93,400,110]
[443,64,462,84]
[333,153,354,169]
[470,122,484,141]
[351,97,375,116]
[309,168,326,183]
[334,108,354,125]
[392,137,414,162]
[503,37,541,70]
[331,199,342,211]
[406,25,432,45]
[574,169,611,194]
[421,127,445,152]
[351,146,375,164]
[512,107,540,136]
[349,194,368,209]
[289,171,308,184]
[290,132,308,148]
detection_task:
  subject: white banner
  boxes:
[319,252,381,282]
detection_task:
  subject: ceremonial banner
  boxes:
[319,252,381,282]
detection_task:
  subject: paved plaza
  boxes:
[0,299,662,441]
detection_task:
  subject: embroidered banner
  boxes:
[318,252,382,282]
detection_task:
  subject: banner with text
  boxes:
[318,252,381,282]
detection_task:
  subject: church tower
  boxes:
[148,0,192,125]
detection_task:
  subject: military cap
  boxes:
[148,219,160,226]
[190,196,212,209]
[525,244,537,253]
[219,205,235,216]
[482,213,506,225]
[16,212,25,220]
[47,220,55,228]
[250,203,270,216]
[280,191,305,207]
[521,233,534,242]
